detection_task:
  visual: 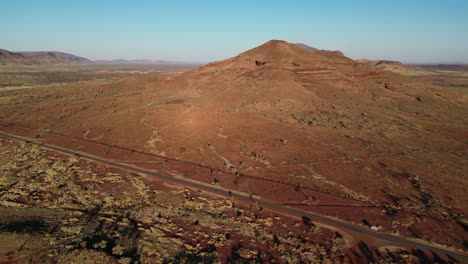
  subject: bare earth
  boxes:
[0,138,454,263]
[0,40,467,263]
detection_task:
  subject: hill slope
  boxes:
[0,49,35,65]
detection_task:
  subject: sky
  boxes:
[2,0,468,63]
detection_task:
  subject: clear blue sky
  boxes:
[2,0,468,63]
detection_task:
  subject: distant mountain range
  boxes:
[92,59,192,65]
[0,48,196,66]
[357,59,468,73]
[410,63,468,71]
[0,49,90,65]
[1,47,466,69]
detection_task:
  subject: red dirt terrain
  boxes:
[1,40,467,253]
[4,137,458,263]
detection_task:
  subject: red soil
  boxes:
[1,40,467,250]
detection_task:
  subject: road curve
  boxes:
[0,131,467,262]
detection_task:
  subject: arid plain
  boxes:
[0,41,467,263]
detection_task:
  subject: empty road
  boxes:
[0,130,466,262]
